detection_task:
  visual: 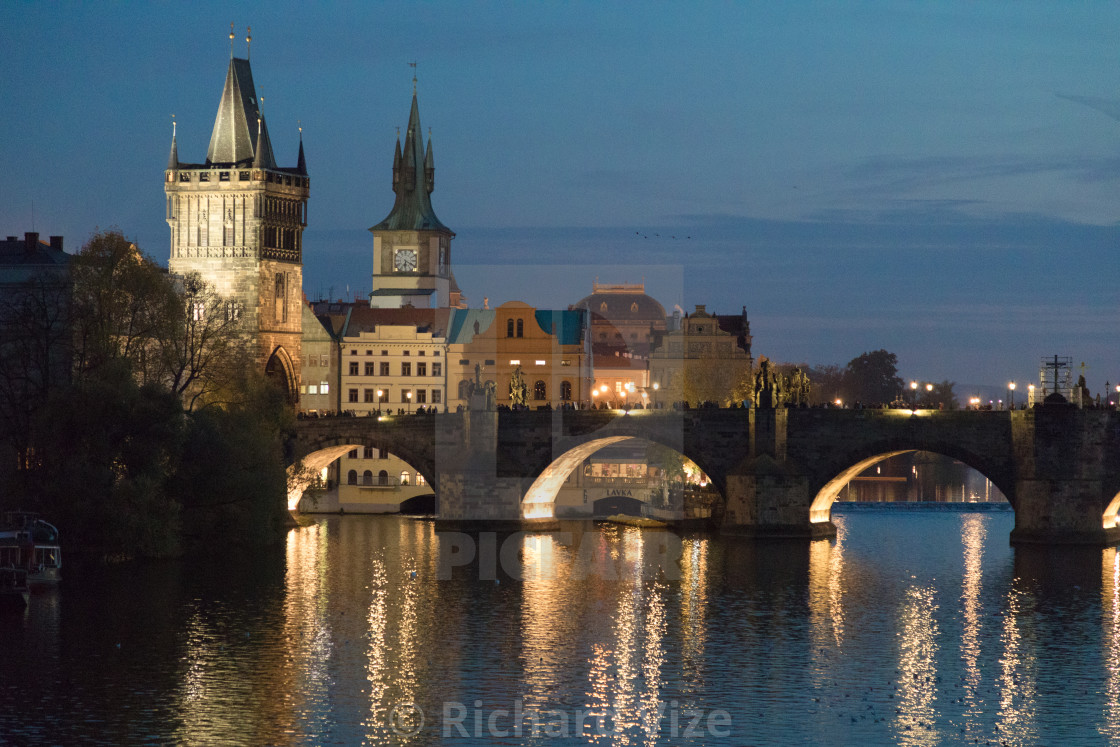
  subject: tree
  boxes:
[808,364,845,405]
[69,230,244,410]
[843,350,904,406]
[682,357,751,406]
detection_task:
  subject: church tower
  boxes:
[164,29,308,399]
[369,80,462,308]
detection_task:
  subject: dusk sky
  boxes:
[3,2,1120,398]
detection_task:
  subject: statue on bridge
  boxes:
[753,357,782,409]
[788,367,811,407]
[509,365,528,408]
[466,363,497,411]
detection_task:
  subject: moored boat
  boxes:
[0,511,61,585]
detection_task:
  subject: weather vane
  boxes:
[171,113,176,138]
[409,61,418,93]
[229,22,235,58]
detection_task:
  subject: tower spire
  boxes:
[246,26,252,60]
[297,121,307,175]
[167,115,179,170]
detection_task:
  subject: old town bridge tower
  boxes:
[164,32,308,398]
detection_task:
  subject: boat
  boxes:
[0,511,61,585]
[0,566,29,610]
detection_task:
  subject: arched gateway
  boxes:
[287,408,1120,546]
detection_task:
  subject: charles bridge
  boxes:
[286,406,1120,546]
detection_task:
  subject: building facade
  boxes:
[649,304,753,407]
[164,48,308,399]
[446,302,592,409]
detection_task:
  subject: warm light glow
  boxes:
[510,359,520,365]
[592,390,599,397]
[405,392,412,399]
[600,384,609,393]
[1008,382,1016,391]
[376,389,383,397]
[652,382,660,390]
[910,381,918,390]
[834,399,842,406]
[926,383,933,392]
[535,360,546,366]
[522,502,555,520]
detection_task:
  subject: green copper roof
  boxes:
[370,92,451,234]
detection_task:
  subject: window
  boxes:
[561,381,572,401]
[321,383,329,394]
[534,380,547,400]
[363,470,373,486]
[347,470,357,485]
[348,449,358,459]
[432,362,441,377]
[458,380,471,399]
[365,362,375,376]
[349,362,359,375]
[401,390,411,403]
[434,350,440,357]
[417,362,426,377]
[274,273,287,322]
[308,385,318,394]
[309,355,318,368]
[378,390,388,403]
[417,390,427,404]
[507,319,515,338]
[400,471,411,486]
[600,302,607,312]
[379,447,388,459]
[380,362,390,376]
[366,350,373,355]
[378,470,389,486]
[432,390,442,405]
[516,319,524,338]
[631,302,639,313]
[416,473,426,486]
[348,389,358,403]
[535,360,546,366]
[364,446,374,459]
[381,350,389,356]
[401,362,411,376]
[364,389,374,403]
[320,354,328,367]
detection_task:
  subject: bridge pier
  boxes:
[433,409,560,531]
[721,458,835,539]
[1011,478,1120,546]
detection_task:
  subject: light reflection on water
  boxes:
[6,509,1120,745]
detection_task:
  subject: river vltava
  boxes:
[2,506,1119,746]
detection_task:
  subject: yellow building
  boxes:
[649,304,753,407]
[446,302,592,409]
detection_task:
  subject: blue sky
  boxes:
[2,2,1119,396]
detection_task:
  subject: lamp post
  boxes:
[1008,381,1016,410]
[910,381,918,408]
[405,390,412,414]
[925,383,933,408]
[376,389,383,415]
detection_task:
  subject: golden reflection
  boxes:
[892,585,940,746]
[808,518,846,654]
[520,533,566,715]
[1102,548,1120,743]
[958,513,986,741]
[678,537,709,690]
[994,584,1038,745]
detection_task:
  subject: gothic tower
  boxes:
[164,35,308,399]
[369,82,462,308]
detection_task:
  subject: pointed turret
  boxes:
[167,126,179,170]
[206,57,274,167]
[296,128,307,175]
[372,89,449,232]
[424,132,434,194]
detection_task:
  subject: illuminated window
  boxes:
[561,381,572,401]
[416,473,426,486]
[400,471,411,486]
[534,381,547,400]
[535,360,546,366]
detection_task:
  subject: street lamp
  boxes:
[405,390,412,414]
[910,381,918,407]
[1008,381,1016,410]
[376,389,384,414]
[925,383,933,408]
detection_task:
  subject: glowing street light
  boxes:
[1008,381,1016,409]
[405,390,412,414]
[910,381,918,407]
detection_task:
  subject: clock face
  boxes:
[394,249,417,272]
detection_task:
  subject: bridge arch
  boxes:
[519,434,721,521]
[286,433,438,513]
[806,442,1014,526]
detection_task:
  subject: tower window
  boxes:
[219,172,230,182]
[507,319,514,338]
[239,171,250,181]
[516,319,524,338]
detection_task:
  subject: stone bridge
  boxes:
[287,407,1120,545]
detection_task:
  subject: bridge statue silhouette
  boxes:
[287,406,1120,546]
